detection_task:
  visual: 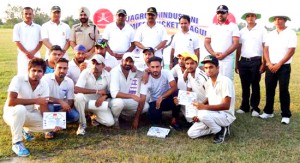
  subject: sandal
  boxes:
[45,131,55,139]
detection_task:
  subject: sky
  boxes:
[0,0,299,29]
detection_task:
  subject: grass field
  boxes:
[0,28,300,162]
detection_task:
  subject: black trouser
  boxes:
[148,93,180,124]
[264,64,291,118]
[238,57,262,112]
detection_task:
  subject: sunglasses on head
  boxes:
[217,11,227,15]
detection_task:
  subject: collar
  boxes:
[21,21,34,27]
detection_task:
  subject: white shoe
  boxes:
[281,117,290,124]
[236,109,246,114]
[259,112,274,119]
[251,111,260,117]
[76,124,87,135]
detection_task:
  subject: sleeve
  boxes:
[102,24,109,40]
[67,79,75,100]
[65,24,71,40]
[140,82,149,95]
[109,68,120,98]
[166,70,175,82]
[7,76,20,93]
[69,25,76,42]
[129,25,135,42]
[75,69,88,88]
[232,24,240,37]
[170,66,178,78]
[221,77,233,99]
[262,28,268,43]
[205,25,212,38]
[193,34,200,49]
[133,26,142,42]
[161,26,169,41]
[12,24,20,42]
[41,23,48,40]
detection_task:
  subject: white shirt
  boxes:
[265,27,297,64]
[134,23,168,58]
[5,75,49,111]
[43,73,74,100]
[110,65,143,98]
[140,70,175,102]
[205,74,235,121]
[187,68,208,102]
[239,24,267,58]
[102,22,135,53]
[76,68,110,99]
[67,59,81,84]
[205,22,239,60]
[170,64,186,90]
[13,21,41,55]
[171,31,200,57]
[41,20,70,59]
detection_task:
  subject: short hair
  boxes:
[50,45,62,52]
[23,7,33,12]
[28,58,47,74]
[148,56,162,64]
[179,15,190,23]
[55,58,69,66]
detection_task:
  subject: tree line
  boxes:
[0,4,80,28]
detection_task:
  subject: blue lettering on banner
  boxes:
[127,11,206,36]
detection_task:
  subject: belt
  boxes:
[241,56,261,61]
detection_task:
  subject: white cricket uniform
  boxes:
[188,74,236,138]
[3,75,50,144]
[102,22,135,54]
[134,23,168,58]
[171,31,200,57]
[74,68,114,126]
[110,65,149,119]
[41,20,70,59]
[170,64,186,91]
[13,22,41,75]
[205,21,240,80]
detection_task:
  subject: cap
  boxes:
[269,15,291,22]
[116,9,127,16]
[216,5,228,13]
[147,7,157,15]
[241,10,261,20]
[74,44,87,52]
[185,54,198,63]
[91,55,105,64]
[143,47,154,53]
[177,52,190,58]
[122,52,133,60]
[201,55,219,66]
[79,7,90,18]
[95,39,107,48]
[51,6,61,12]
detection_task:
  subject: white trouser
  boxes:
[110,98,149,119]
[3,105,47,144]
[219,57,234,80]
[187,110,232,139]
[74,93,114,127]
[17,52,41,75]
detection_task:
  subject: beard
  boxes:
[80,18,88,23]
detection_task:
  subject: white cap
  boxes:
[91,55,105,64]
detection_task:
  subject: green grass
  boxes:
[1,28,300,162]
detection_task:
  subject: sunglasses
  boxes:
[216,11,227,15]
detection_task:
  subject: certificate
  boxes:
[43,112,66,129]
[185,104,198,118]
[178,90,197,106]
[147,127,170,138]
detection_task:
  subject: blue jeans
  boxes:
[48,104,79,123]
